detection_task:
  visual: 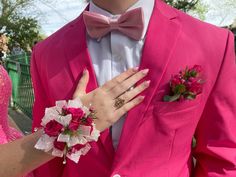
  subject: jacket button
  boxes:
[113,174,121,177]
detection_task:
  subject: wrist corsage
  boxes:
[34,99,100,164]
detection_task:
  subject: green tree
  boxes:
[0,0,43,51]
[224,0,236,8]
[165,0,199,12]
[165,0,208,20]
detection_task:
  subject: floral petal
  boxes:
[56,100,67,110]
[57,134,70,143]
[66,150,82,163]
[66,144,91,163]
[67,136,87,147]
[56,114,72,127]
[34,134,56,152]
[78,125,91,136]
[52,148,64,158]
[68,99,83,108]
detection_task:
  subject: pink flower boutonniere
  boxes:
[164,65,204,102]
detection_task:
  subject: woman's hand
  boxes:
[73,68,150,132]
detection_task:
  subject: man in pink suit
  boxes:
[31,0,236,176]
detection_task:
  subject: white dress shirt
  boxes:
[87,0,155,150]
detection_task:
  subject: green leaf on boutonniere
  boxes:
[190,70,197,77]
[163,94,181,102]
[185,92,196,100]
[186,95,195,100]
[174,84,186,94]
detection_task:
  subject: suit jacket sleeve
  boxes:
[30,47,49,129]
[193,31,236,176]
[30,47,64,177]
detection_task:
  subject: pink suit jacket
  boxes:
[31,0,236,176]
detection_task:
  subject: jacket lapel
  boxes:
[113,0,182,165]
[65,14,115,159]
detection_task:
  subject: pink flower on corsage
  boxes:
[164,65,204,102]
[65,107,85,131]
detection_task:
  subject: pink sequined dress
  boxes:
[0,65,34,177]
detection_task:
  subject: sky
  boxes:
[203,0,236,27]
[36,0,236,36]
[36,0,87,36]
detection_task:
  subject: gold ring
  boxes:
[114,97,125,109]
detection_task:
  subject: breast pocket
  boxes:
[151,91,202,129]
[154,95,202,115]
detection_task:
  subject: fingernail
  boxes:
[133,67,139,72]
[139,96,145,101]
[83,69,88,74]
[142,69,149,75]
[145,80,151,87]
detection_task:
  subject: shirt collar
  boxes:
[89,0,155,39]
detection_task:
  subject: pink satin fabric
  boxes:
[83,7,144,40]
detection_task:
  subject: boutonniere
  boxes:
[164,65,204,102]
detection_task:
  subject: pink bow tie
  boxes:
[83,7,144,41]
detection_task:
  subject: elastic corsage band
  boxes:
[34,99,100,164]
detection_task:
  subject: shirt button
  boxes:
[113,174,121,177]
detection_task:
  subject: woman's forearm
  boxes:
[0,130,54,177]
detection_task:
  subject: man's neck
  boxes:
[92,0,139,14]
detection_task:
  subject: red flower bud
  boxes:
[84,117,93,126]
[54,140,66,151]
[68,144,86,154]
[68,120,80,131]
[67,108,85,120]
[45,120,64,137]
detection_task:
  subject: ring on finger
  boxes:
[114,97,125,109]
[127,86,135,92]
